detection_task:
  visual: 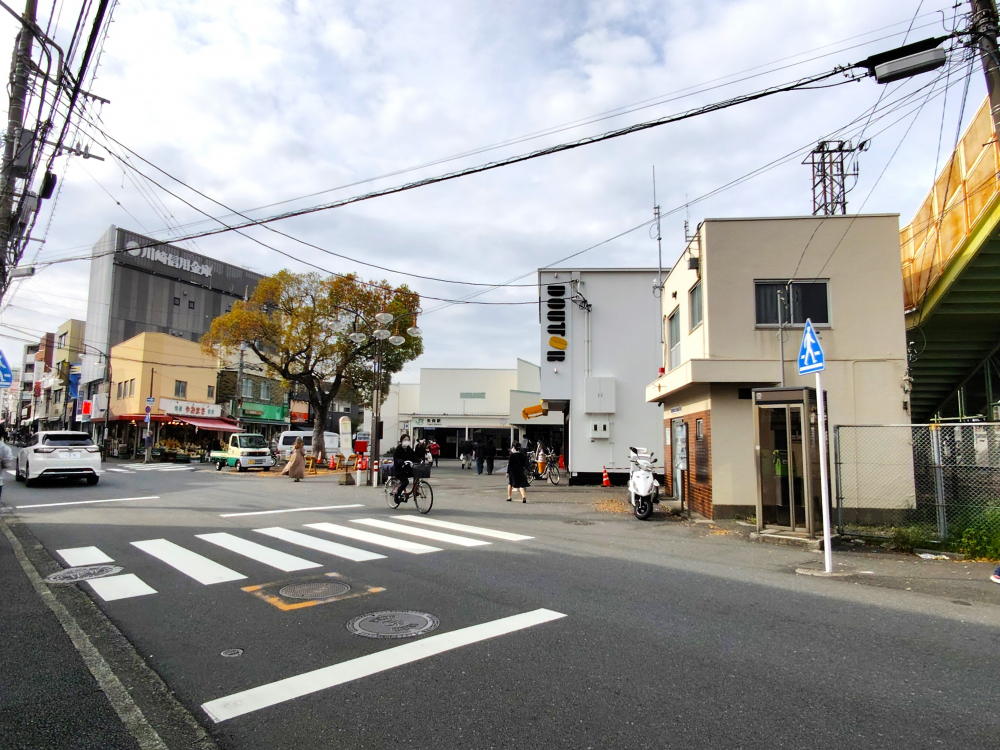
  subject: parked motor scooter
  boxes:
[627,446,660,520]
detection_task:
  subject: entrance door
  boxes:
[757,405,806,531]
[671,419,687,501]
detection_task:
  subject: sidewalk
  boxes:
[0,521,140,750]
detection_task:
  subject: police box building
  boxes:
[80,226,263,433]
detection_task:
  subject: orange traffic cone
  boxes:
[328,454,337,469]
[602,466,611,487]
[558,454,565,470]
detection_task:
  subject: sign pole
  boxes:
[815,370,833,573]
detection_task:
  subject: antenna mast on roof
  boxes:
[804,140,867,215]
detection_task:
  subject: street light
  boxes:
[374,311,394,325]
[857,36,949,84]
[406,325,422,337]
[348,331,367,344]
[9,266,34,278]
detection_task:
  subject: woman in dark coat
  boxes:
[506,442,529,503]
[392,433,416,502]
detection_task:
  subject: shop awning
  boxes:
[175,417,243,432]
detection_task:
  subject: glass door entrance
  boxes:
[757,405,806,531]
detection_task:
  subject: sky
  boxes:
[0,0,984,383]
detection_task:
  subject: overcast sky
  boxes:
[0,0,983,382]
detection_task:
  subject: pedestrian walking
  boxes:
[429,439,440,466]
[459,438,473,469]
[0,427,14,501]
[506,442,529,503]
[485,439,496,475]
[280,437,306,482]
[474,439,484,475]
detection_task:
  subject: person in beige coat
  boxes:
[281,438,306,482]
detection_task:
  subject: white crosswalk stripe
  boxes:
[351,518,490,547]
[196,532,322,572]
[57,546,114,566]
[86,574,157,601]
[132,539,247,584]
[396,516,534,541]
[305,522,441,554]
[106,468,133,473]
[254,527,387,562]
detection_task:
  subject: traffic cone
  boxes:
[328,455,336,470]
[602,466,610,487]
[558,454,565,470]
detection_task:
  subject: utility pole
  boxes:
[0,0,37,281]
[235,341,246,421]
[144,368,154,463]
[972,0,1000,133]
[804,141,863,215]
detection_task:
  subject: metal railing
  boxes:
[834,424,1000,550]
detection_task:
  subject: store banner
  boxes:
[159,398,221,418]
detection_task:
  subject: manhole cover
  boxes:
[347,611,439,639]
[220,648,244,657]
[46,565,123,584]
[567,520,594,526]
[280,582,350,600]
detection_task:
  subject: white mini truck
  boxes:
[210,433,274,472]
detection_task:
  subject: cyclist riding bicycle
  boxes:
[392,433,416,503]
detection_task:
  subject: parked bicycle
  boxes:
[383,460,434,513]
[526,448,561,486]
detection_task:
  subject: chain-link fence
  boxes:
[835,424,1000,554]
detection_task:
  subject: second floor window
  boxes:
[129,379,135,397]
[242,378,254,399]
[668,309,681,371]
[174,380,187,398]
[689,282,703,330]
[755,280,830,326]
[57,332,67,348]
[207,385,215,399]
[260,380,270,401]
[116,381,122,400]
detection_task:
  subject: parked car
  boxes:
[16,431,102,487]
[276,430,340,460]
[209,433,275,472]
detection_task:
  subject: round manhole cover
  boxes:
[220,648,244,657]
[46,565,123,584]
[347,611,439,639]
[280,582,350,600]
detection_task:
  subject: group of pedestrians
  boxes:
[458,438,497,475]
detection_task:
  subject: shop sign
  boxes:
[540,279,572,400]
[290,399,309,422]
[240,402,287,421]
[159,398,221,418]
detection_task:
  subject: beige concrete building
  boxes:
[645,215,911,523]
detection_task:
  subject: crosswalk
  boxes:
[56,517,535,603]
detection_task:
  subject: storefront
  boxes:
[237,402,289,441]
[156,415,242,459]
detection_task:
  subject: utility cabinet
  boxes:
[584,377,616,413]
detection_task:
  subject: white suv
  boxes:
[16,431,102,486]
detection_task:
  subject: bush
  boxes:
[957,508,1000,560]
[890,525,934,553]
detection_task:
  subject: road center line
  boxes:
[15,495,160,509]
[220,504,364,518]
[201,608,566,722]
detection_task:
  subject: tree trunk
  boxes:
[312,400,329,466]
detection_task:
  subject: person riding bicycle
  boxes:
[392,433,417,502]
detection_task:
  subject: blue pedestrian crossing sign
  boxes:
[0,350,12,388]
[797,319,825,375]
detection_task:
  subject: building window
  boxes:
[174,380,187,398]
[57,332,67,348]
[668,309,681,371]
[689,282,703,330]
[188,300,195,309]
[242,378,253,398]
[260,380,270,401]
[207,385,215,399]
[754,280,829,326]
[129,379,135,397]
[696,418,703,441]
[116,381,122,400]
[173,297,180,306]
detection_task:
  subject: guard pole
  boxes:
[815,371,833,573]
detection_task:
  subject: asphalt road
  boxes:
[3,461,998,749]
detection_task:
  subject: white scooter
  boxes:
[628,446,660,520]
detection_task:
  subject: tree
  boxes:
[202,271,422,463]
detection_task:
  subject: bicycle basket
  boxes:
[412,462,432,479]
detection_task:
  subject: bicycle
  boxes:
[383,461,434,514]
[527,450,561,486]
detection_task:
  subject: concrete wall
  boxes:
[418,368,517,416]
[517,358,541,392]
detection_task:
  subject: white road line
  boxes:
[201,608,566,722]
[196,533,322,572]
[396,516,535,542]
[304,522,441,554]
[106,468,133,473]
[131,539,246,585]
[16,495,160,510]
[57,546,114,566]
[4,469,13,476]
[86,574,157,602]
[352,518,490,547]
[221,504,364,518]
[254,528,387,562]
